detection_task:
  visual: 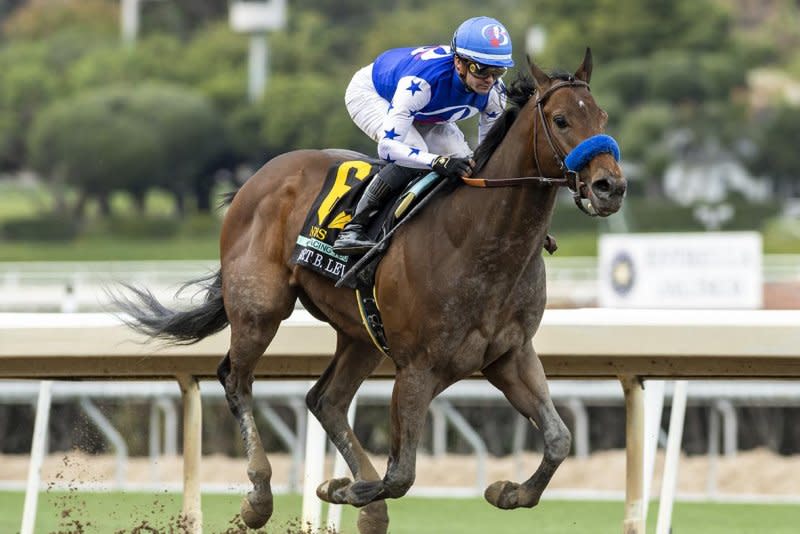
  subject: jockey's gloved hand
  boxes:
[432,156,475,181]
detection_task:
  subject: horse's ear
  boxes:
[527,54,551,89]
[574,47,593,83]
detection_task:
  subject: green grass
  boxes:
[0,181,224,261]
[0,235,220,261]
[0,491,797,534]
[546,232,599,256]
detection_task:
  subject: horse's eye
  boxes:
[554,116,568,129]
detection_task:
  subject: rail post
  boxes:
[620,375,645,534]
[177,374,202,534]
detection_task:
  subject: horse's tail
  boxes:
[112,270,229,345]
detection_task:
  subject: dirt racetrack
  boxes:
[2,448,799,497]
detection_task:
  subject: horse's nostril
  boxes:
[592,178,611,195]
[592,177,626,199]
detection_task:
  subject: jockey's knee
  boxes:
[378,163,419,190]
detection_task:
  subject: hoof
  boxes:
[348,479,385,507]
[240,496,273,529]
[484,480,520,510]
[317,477,352,504]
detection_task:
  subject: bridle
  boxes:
[462,78,599,216]
[533,79,595,215]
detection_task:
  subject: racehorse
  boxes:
[115,49,625,533]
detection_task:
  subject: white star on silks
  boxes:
[409,147,421,157]
[383,128,400,140]
[406,80,422,95]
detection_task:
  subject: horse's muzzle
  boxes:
[589,174,627,216]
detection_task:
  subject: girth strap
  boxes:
[355,286,390,356]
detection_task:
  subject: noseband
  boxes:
[462,78,620,217]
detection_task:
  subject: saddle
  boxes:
[291,159,445,355]
[292,159,442,288]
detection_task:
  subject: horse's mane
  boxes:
[219,189,238,208]
[473,70,575,173]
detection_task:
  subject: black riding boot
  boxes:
[332,174,394,255]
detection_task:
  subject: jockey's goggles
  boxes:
[467,61,507,79]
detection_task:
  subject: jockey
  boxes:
[333,16,514,255]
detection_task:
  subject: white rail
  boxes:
[1,255,796,311]
[2,309,800,534]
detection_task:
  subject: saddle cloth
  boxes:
[291,159,437,287]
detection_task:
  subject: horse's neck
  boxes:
[462,104,559,250]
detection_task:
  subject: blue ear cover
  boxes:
[564,134,620,172]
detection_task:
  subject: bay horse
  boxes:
[116,50,625,533]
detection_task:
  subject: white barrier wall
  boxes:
[2,309,800,534]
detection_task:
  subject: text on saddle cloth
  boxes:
[291,159,435,287]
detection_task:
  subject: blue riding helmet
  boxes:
[451,16,514,68]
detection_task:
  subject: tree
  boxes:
[618,103,675,183]
[748,105,800,197]
[524,0,757,199]
[0,43,61,170]
[2,0,117,41]
[27,88,161,216]
[0,22,117,172]
[174,23,248,110]
[257,73,371,158]
[0,0,25,25]
[27,84,228,216]
[531,0,733,66]
[140,0,229,40]
[126,83,229,214]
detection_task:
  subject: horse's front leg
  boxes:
[309,336,389,534]
[341,366,439,506]
[481,343,571,509]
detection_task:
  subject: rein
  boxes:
[462,78,599,216]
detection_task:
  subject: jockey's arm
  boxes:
[377,76,439,169]
[478,81,507,146]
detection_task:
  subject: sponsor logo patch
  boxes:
[482,24,509,48]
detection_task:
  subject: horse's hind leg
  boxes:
[217,269,296,529]
[481,344,571,510]
[308,336,389,534]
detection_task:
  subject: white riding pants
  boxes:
[344,64,472,159]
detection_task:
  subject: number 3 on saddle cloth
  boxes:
[291,159,440,355]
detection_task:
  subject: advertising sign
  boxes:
[598,232,763,309]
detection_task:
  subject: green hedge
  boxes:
[2,214,80,241]
[102,215,181,239]
[178,214,222,238]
